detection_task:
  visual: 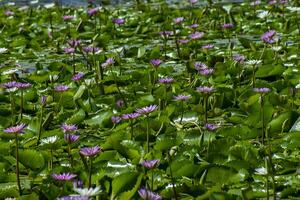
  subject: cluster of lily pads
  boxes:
[0,0,300,199]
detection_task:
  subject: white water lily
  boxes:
[245,60,262,65]
[271,46,282,52]
[73,186,101,196]
[40,135,58,145]
[255,167,268,175]
[0,48,8,54]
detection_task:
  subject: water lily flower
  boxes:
[194,62,207,71]
[233,54,246,63]
[173,17,184,24]
[0,47,8,53]
[61,124,78,133]
[68,39,81,48]
[138,187,162,200]
[222,23,234,29]
[52,173,77,181]
[64,134,80,143]
[41,136,58,145]
[158,77,174,84]
[72,72,84,81]
[204,123,219,131]
[122,113,141,120]
[87,7,98,16]
[174,94,191,101]
[83,46,102,54]
[202,44,214,49]
[101,58,114,68]
[41,96,47,106]
[188,24,199,29]
[55,85,69,92]
[197,86,214,94]
[261,30,277,44]
[245,60,262,65]
[189,31,204,40]
[199,68,214,76]
[15,82,31,89]
[80,146,102,157]
[179,39,189,44]
[250,0,261,6]
[141,159,160,169]
[111,116,122,124]
[73,186,101,196]
[253,87,271,94]
[63,15,74,21]
[58,196,89,200]
[189,0,198,4]
[112,18,125,25]
[255,167,268,175]
[64,47,75,54]
[116,99,125,108]
[150,59,162,67]
[4,124,27,134]
[136,105,158,115]
[159,30,173,39]
[4,10,14,16]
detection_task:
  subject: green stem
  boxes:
[151,170,154,191]
[180,101,184,124]
[50,149,53,170]
[15,134,22,195]
[68,143,73,168]
[266,127,276,200]
[252,65,256,88]
[20,90,24,120]
[265,158,269,200]
[260,95,265,145]
[10,92,15,123]
[36,107,44,146]
[146,118,150,153]
[130,121,134,140]
[88,157,93,188]
[169,159,178,200]
[204,95,208,124]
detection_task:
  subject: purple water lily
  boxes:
[88,7,98,16]
[199,68,214,76]
[197,86,215,94]
[204,123,219,131]
[111,116,122,124]
[173,17,184,24]
[233,54,246,63]
[141,159,160,169]
[253,87,271,94]
[64,134,80,143]
[194,62,207,71]
[222,23,234,29]
[158,77,174,84]
[4,10,14,16]
[52,173,77,181]
[122,112,141,120]
[72,72,84,81]
[4,124,27,134]
[112,18,125,25]
[58,196,89,200]
[136,105,158,115]
[63,15,74,21]
[64,47,75,54]
[202,44,214,49]
[83,46,102,54]
[188,24,199,29]
[159,30,173,39]
[261,30,277,44]
[138,187,162,200]
[80,146,102,157]
[101,58,115,68]
[61,123,78,133]
[150,59,162,67]
[55,85,69,92]
[179,39,189,44]
[189,32,204,40]
[68,39,81,48]
[174,94,191,101]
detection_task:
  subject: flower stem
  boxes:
[88,157,93,188]
[36,107,44,146]
[260,95,265,145]
[146,118,150,153]
[151,170,154,191]
[252,64,256,88]
[20,90,23,120]
[204,95,208,124]
[180,101,184,124]
[15,134,22,195]
[169,159,178,200]
[10,92,15,123]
